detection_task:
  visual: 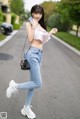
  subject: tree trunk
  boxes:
[76,24,79,37]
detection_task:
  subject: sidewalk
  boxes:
[69,31,80,37]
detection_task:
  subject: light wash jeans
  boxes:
[17,46,43,106]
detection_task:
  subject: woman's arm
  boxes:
[49,28,58,35]
[26,22,34,43]
[26,19,38,43]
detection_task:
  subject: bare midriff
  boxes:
[31,39,43,49]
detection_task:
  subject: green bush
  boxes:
[13,23,21,30]
[3,14,6,22]
[11,13,16,24]
[47,14,61,29]
[0,10,3,24]
[0,11,6,23]
[47,13,71,32]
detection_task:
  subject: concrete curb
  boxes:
[52,35,80,56]
[0,30,18,47]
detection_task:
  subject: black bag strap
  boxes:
[21,36,27,60]
[21,21,32,59]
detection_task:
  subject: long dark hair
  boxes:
[31,4,46,30]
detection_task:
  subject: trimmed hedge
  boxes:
[13,23,21,30]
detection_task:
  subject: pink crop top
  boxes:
[33,26,50,44]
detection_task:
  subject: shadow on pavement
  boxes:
[0,53,13,61]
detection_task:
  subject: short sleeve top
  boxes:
[33,25,50,44]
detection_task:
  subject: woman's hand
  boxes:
[31,19,38,29]
[49,28,58,35]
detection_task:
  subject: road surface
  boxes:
[0,23,80,119]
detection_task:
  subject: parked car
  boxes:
[0,22,13,35]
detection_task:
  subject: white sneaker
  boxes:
[6,80,17,98]
[21,105,36,119]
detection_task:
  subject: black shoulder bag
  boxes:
[20,37,30,70]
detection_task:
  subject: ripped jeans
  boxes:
[17,46,43,106]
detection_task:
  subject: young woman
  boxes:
[6,4,58,119]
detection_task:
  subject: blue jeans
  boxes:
[17,46,43,106]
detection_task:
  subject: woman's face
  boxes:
[32,12,42,21]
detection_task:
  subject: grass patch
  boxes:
[0,34,6,41]
[55,32,80,51]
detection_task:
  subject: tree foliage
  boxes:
[48,13,70,31]
[10,0,25,16]
[57,0,80,36]
[41,1,57,23]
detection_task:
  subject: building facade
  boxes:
[0,0,11,24]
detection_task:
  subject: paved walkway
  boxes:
[70,31,80,37]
